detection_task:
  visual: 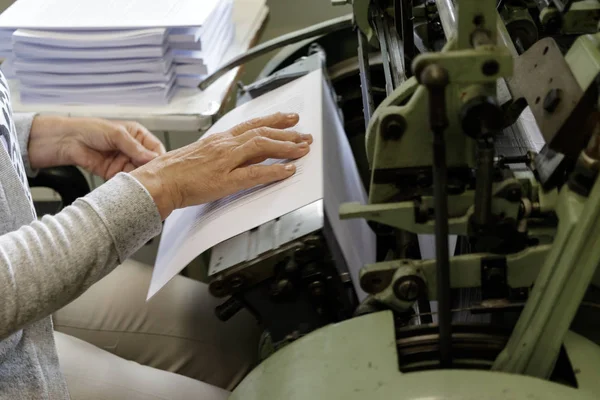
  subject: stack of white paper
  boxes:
[0,0,235,105]
[171,0,235,88]
[149,69,376,300]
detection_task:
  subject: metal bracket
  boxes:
[358,244,549,310]
[481,256,509,300]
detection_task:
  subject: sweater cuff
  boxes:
[79,172,162,262]
[13,112,39,178]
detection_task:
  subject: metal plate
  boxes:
[208,200,324,276]
[506,38,590,159]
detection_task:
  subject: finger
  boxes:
[123,162,136,173]
[127,122,167,155]
[105,153,131,179]
[236,127,313,145]
[231,163,297,189]
[110,127,159,166]
[229,112,299,136]
[71,149,107,177]
[232,136,310,166]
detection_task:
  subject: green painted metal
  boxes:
[353,0,378,46]
[562,0,600,34]
[230,311,399,400]
[493,178,600,378]
[340,184,521,235]
[231,311,598,399]
[359,244,549,302]
[456,0,500,48]
[565,33,600,91]
[563,331,600,396]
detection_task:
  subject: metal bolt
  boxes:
[419,63,449,87]
[543,88,562,113]
[339,272,351,283]
[395,279,420,301]
[381,114,407,141]
[230,276,245,289]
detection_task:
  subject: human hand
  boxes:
[28,116,165,179]
[131,112,312,220]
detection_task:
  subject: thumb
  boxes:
[112,128,158,166]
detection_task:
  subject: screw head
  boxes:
[381,114,407,141]
[394,278,421,301]
[543,88,562,113]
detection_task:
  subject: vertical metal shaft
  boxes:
[396,0,415,71]
[473,138,495,226]
[357,30,374,131]
[433,128,452,368]
[373,11,396,95]
[421,64,452,368]
[435,0,457,40]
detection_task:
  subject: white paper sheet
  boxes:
[20,84,177,105]
[12,55,174,74]
[13,28,167,48]
[13,41,169,59]
[175,63,207,75]
[417,235,458,260]
[17,65,175,86]
[168,27,203,44]
[176,75,204,88]
[0,0,221,30]
[321,81,375,301]
[149,69,324,299]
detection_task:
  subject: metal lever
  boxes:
[420,63,452,368]
[198,14,353,90]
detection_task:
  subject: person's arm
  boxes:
[13,112,38,176]
[0,172,161,340]
[0,112,311,340]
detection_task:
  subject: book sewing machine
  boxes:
[199,0,600,398]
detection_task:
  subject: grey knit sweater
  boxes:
[0,73,163,398]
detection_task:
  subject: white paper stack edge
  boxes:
[0,0,234,105]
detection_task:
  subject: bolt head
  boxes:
[395,279,420,301]
[543,88,562,113]
[381,114,407,141]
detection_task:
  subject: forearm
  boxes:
[27,115,75,169]
[13,113,73,172]
[0,173,161,340]
[13,112,38,176]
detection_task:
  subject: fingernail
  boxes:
[297,142,308,148]
[285,164,295,171]
[301,134,312,141]
[287,113,298,119]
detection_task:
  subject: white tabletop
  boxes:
[9,0,268,133]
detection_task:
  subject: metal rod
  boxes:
[421,64,452,368]
[384,18,406,88]
[198,14,353,90]
[433,127,452,368]
[357,30,375,130]
[435,0,457,40]
[473,138,495,226]
[401,0,415,68]
[373,12,395,95]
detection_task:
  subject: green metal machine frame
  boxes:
[229,0,600,398]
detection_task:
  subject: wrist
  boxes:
[28,115,78,168]
[130,167,176,220]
